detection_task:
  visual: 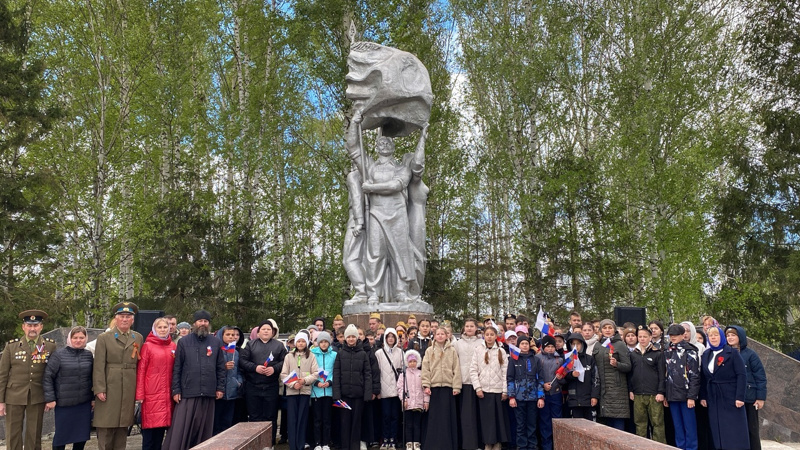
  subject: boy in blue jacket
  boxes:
[311,331,337,450]
[507,336,543,450]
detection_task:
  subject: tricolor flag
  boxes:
[601,338,614,356]
[223,343,236,354]
[283,371,300,386]
[508,343,521,360]
[534,307,555,337]
[318,369,329,383]
[263,352,274,367]
[571,349,586,382]
[333,399,352,410]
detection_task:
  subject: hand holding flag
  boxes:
[319,369,329,383]
[283,371,300,386]
[263,352,274,367]
[334,399,352,410]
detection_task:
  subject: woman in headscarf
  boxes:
[43,326,94,450]
[699,326,749,450]
[135,317,177,450]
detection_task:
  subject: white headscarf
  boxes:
[681,321,705,354]
[67,326,88,349]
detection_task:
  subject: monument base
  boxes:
[342,301,434,331]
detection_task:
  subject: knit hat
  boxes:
[517,336,531,345]
[599,319,616,330]
[344,324,358,339]
[177,322,191,330]
[316,331,332,344]
[295,331,309,348]
[623,327,637,338]
[667,324,686,336]
[541,335,557,348]
[193,310,211,322]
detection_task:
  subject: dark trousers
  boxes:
[514,400,538,450]
[341,396,365,450]
[603,417,625,430]
[52,443,86,450]
[286,395,310,450]
[246,393,279,444]
[403,410,423,443]
[745,403,761,450]
[141,427,167,450]
[570,406,593,420]
[213,399,236,435]
[538,393,562,450]
[312,397,333,447]
[381,397,400,442]
[669,401,698,450]
[505,400,517,447]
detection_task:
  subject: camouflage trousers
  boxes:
[633,394,666,444]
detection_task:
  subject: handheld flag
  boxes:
[334,399,352,410]
[263,352,274,367]
[508,344,521,360]
[223,343,236,354]
[601,338,615,357]
[319,369,329,383]
[534,306,555,337]
[572,349,586,382]
[283,371,300,386]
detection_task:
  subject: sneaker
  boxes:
[406,444,413,450]
[413,443,421,450]
[322,447,331,450]
[380,442,388,450]
[361,442,368,450]
[314,447,322,450]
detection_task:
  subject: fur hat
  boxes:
[344,324,359,339]
[405,349,421,363]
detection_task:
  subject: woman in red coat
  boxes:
[136,317,177,450]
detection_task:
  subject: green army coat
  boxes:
[92,327,143,428]
[0,336,58,405]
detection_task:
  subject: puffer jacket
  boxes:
[172,332,226,398]
[594,334,632,418]
[239,337,287,396]
[311,345,336,398]
[375,329,404,398]
[214,327,243,400]
[281,349,319,396]
[363,338,382,396]
[136,332,177,428]
[43,346,94,407]
[507,351,542,401]
[536,350,566,395]
[333,342,372,401]
[397,365,429,410]
[628,342,665,396]
[421,340,462,393]
[469,340,508,395]
[564,334,600,407]
[726,325,767,403]
[454,335,483,385]
[664,340,700,402]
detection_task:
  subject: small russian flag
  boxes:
[222,343,236,354]
[602,338,614,356]
[263,352,274,367]
[333,399,352,410]
[283,371,300,386]
[534,307,555,337]
[319,369,329,383]
[508,344,521,360]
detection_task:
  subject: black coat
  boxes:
[171,333,226,398]
[43,346,94,406]
[565,335,600,407]
[700,345,749,450]
[239,338,287,397]
[332,342,372,401]
[628,344,666,396]
[363,339,381,396]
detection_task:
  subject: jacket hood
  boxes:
[725,325,748,349]
[215,325,245,347]
[566,332,587,355]
[312,344,333,355]
[384,328,399,350]
[146,331,173,346]
[404,349,422,364]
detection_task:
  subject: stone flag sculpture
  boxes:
[342,42,433,313]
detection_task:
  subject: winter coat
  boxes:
[700,345,749,450]
[92,327,143,428]
[171,332,226,398]
[727,325,767,403]
[454,335,483,385]
[135,332,176,429]
[375,329,404,398]
[594,334,632,418]
[628,343,665,396]
[43,346,94,407]
[421,340,462,393]
[397,366,429,410]
[564,335,600,408]
[363,339,382,396]
[239,337,287,397]
[311,345,336,398]
[332,342,372,401]
[409,335,433,362]
[536,351,566,395]
[281,349,319,396]
[469,340,508,395]
[214,327,243,400]
[507,351,542,401]
[664,340,701,402]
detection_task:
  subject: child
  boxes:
[507,336,541,450]
[564,333,599,420]
[311,331,336,450]
[454,319,483,450]
[333,324,373,450]
[213,326,244,435]
[421,327,462,450]
[469,325,509,450]
[334,328,346,352]
[376,328,404,450]
[410,320,433,362]
[628,326,666,443]
[281,331,319,450]
[665,324,700,450]
[536,335,565,450]
[397,350,427,450]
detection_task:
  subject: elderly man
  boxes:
[163,310,226,449]
[93,301,143,449]
[0,310,57,450]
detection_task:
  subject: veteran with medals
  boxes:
[93,301,143,449]
[0,310,58,450]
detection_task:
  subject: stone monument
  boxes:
[342,41,434,317]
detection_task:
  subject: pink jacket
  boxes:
[397,367,429,410]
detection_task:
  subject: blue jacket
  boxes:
[311,345,336,398]
[507,351,543,401]
[215,327,244,400]
[726,325,767,403]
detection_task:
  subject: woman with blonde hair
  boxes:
[422,327,462,450]
[136,317,177,450]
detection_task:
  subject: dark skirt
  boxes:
[163,397,215,450]
[425,387,458,450]
[53,402,92,445]
[478,392,509,445]
[459,384,481,448]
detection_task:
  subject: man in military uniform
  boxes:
[93,301,142,450]
[0,310,58,450]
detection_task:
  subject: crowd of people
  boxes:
[0,305,768,450]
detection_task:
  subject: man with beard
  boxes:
[0,309,57,450]
[163,310,226,449]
